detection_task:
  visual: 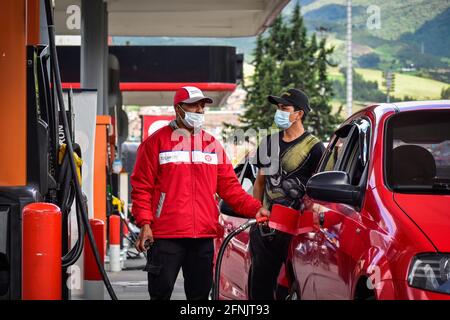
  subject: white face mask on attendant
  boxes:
[178,105,205,131]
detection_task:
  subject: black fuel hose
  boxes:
[212,219,258,300]
[58,150,85,268]
[44,0,118,300]
[61,197,86,268]
[114,209,138,243]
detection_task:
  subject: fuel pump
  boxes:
[0,0,118,300]
[43,0,118,300]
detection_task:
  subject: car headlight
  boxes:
[408,254,450,295]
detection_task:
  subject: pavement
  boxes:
[104,252,187,300]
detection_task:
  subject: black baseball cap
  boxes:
[268,88,311,113]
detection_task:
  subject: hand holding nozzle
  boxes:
[144,239,153,251]
[136,224,154,252]
[238,212,270,232]
[256,216,269,224]
[255,206,270,225]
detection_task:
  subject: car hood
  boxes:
[394,193,450,252]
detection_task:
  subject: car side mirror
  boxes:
[306,171,362,207]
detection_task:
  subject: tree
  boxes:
[240,35,281,131]
[357,53,381,68]
[237,2,341,140]
[280,4,315,91]
[288,3,308,62]
[441,86,450,99]
[266,15,290,63]
[305,38,342,140]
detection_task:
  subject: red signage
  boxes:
[141,115,175,141]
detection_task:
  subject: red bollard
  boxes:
[109,215,121,272]
[109,215,120,246]
[84,219,105,300]
[22,202,62,300]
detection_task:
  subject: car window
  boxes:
[341,131,365,186]
[318,118,371,187]
[385,109,450,194]
[340,119,371,186]
[319,129,355,172]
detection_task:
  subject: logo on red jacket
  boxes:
[205,154,212,162]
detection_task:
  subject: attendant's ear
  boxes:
[175,104,183,117]
[296,110,304,122]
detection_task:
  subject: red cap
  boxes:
[173,86,213,106]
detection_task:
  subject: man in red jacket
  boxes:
[131,86,270,300]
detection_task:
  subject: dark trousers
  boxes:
[144,238,214,300]
[249,225,292,300]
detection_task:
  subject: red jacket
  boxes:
[130,124,262,239]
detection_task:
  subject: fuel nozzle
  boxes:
[144,239,154,251]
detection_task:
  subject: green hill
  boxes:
[301,0,449,41]
[401,7,450,57]
[355,68,449,100]
[301,0,450,64]
[330,67,449,99]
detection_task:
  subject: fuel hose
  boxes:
[58,145,86,268]
[44,0,118,300]
[212,217,268,300]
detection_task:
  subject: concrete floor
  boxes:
[105,253,187,300]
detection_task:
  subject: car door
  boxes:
[216,159,256,299]
[312,118,372,300]
[290,196,319,300]
[293,129,354,299]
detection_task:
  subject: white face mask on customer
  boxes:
[274,109,294,129]
[178,105,205,131]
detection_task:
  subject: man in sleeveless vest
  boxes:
[249,88,326,300]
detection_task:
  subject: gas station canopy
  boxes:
[55,0,290,37]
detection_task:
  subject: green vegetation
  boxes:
[236,3,341,140]
[125,106,140,112]
[301,0,450,81]
[357,53,381,68]
[333,68,386,103]
[302,0,449,42]
[329,67,449,100]
[441,87,450,99]
[355,68,449,100]
[116,0,450,108]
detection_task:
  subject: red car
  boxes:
[215,101,450,300]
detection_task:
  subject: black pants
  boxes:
[249,225,292,300]
[144,238,214,300]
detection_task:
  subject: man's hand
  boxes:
[255,207,270,224]
[136,224,154,252]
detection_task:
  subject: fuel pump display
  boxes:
[0,0,119,300]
